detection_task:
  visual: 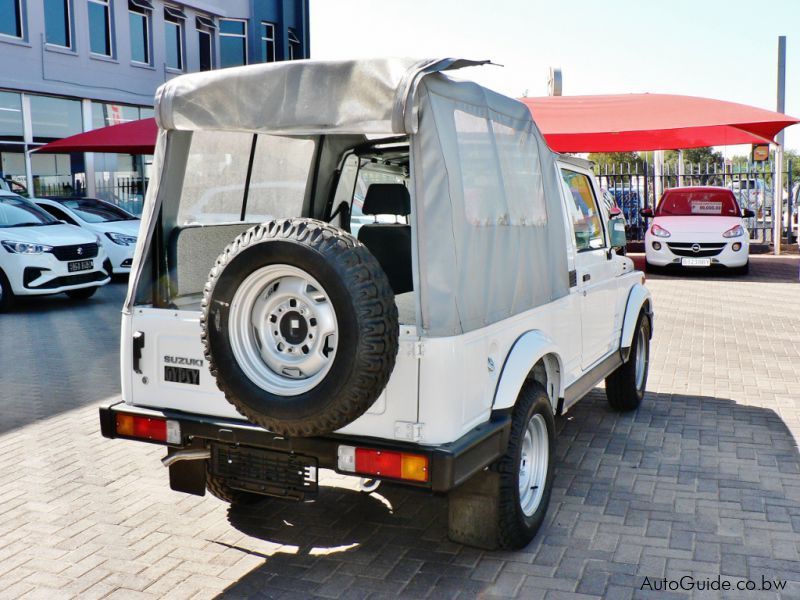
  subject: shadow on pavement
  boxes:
[216,390,800,599]
[0,280,127,435]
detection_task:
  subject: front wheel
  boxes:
[65,286,98,300]
[605,313,650,411]
[0,270,15,312]
[492,382,556,550]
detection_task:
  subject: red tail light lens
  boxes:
[115,413,180,444]
[338,446,429,482]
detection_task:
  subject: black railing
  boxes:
[594,161,795,243]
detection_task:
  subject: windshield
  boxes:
[0,195,59,227]
[60,199,137,223]
[656,189,741,217]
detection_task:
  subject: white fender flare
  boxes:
[492,330,563,413]
[619,283,653,362]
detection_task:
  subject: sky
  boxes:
[310,0,800,154]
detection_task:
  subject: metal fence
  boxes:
[595,161,795,243]
[38,176,147,216]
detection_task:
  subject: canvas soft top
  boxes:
[154,57,491,136]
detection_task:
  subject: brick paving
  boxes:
[0,256,799,599]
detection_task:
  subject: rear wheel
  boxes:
[0,270,15,312]
[605,313,650,411]
[205,470,264,506]
[492,382,556,550]
[65,286,98,300]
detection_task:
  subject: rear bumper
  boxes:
[99,401,511,493]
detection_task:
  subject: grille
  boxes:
[210,444,318,499]
[50,243,99,261]
[666,242,726,258]
[26,270,108,289]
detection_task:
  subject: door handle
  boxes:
[582,273,591,282]
[133,331,145,374]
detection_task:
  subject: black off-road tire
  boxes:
[205,470,264,506]
[0,270,15,312]
[65,286,98,300]
[201,218,399,437]
[492,382,556,550]
[605,313,651,411]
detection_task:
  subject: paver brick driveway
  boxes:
[0,255,798,599]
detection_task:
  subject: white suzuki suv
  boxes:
[642,186,752,275]
[0,191,111,310]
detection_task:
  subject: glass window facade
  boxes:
[29,95,82,142]
[91,102,144,129]
[288,28,301,60]
[219,19,247,68]
[45,0,71,47]
[164,15,183,70]
[198,30,212,71]
[0,92,24,141]
[88,0,112,56]
[261,22,275,62]
[0,0,22,38]
[129,4,149,64]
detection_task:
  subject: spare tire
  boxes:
[201,218,399,437]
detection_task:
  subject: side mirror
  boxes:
[609,217,627,250]
[640,207,654,219]
[742,208,755,218]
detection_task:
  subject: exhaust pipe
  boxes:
[161,449,210,467]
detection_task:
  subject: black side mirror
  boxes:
[640,207,654,219]
[742,208,755,218]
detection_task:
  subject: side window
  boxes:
[40,204,78,225]
[560,169,605,251]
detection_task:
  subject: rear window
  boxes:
[656,189,740,217]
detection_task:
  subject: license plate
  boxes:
[210,444,318,499]
[68,260,93,272]
[681,257,711,267]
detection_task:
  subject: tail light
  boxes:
[115,413,181,444]
[337,445,429,482]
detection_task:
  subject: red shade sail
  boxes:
[34,94,800,156]
[520,94,799,153]
[34,118,157,154]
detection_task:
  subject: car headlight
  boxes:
[1,241,53,254]
[723,224,745,238]
[105,232,138,246]
[650,224,671,238]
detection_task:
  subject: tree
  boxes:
[587,152,644,172]
[664,146,723,167]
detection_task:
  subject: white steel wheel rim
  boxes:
[518,413,549,517]
[228,264,338,396]
[635,327,648,390]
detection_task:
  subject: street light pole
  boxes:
[774,35,786,256]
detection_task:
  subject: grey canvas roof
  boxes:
[154,57,491,136]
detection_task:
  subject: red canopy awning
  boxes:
[34,94,799,156]
[520,94,799,153]
[34,118,157,154]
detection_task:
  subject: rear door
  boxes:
[560,168,618,369]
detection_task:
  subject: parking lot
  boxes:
[0,255,799,599]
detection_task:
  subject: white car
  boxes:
[35,198,139,275]
[643,186,752,274]
[0,191,111,310]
